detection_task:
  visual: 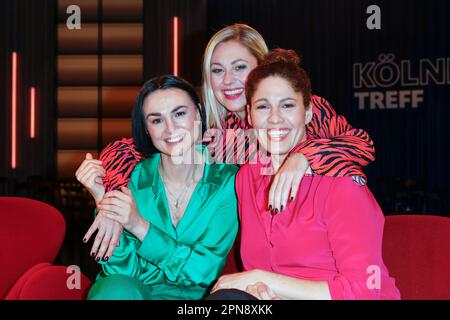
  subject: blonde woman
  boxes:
[77,24,375,263]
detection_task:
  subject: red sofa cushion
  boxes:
[383,215,450,299]
[4,263,51,299]
[0,197,65,298]
[6,265,91,300]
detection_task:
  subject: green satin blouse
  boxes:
[95,148,239,300]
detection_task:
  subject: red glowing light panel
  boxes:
[30,87,36,138]
[11,52,17,169]
[173,16,179,76]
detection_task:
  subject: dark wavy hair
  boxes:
[132,75,206,157]
[246,48,311,108]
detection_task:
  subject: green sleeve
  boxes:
[135,174,238,288]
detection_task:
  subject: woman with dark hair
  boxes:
[83,75,238,300]
[208,49,400,300]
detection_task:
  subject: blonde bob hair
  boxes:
[202,24,268,129]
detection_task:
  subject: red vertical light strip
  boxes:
[11,52,17,169]
[173,16,179,76]
[30,87,36,139]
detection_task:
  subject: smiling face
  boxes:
[210,40,258,113]
[143,88,201,158]
[248,76,312,158]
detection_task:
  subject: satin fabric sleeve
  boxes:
[291,95,375,179]
[133,174,238,288]
[322,177,390,299]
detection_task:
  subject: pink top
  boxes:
[236,161,401,300]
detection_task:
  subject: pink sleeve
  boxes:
[323,177,386,300]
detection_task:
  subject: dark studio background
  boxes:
[0,0,449,281]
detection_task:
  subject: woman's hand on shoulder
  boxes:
[269,152,309,213]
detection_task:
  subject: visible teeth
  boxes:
[224,89,244,95]
[166,135,184,143]
[268,130,289,137]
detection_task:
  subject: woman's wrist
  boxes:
[132,218,150,242]
[93,192,105,207]
[94,198,103,210]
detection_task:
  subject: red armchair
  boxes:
[383,214,450,300]
[0,197,91,299]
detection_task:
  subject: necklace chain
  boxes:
[158,162,202,225]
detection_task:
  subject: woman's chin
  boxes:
[266,135,305,155]
[222,101,246,114]
[163,143,199,162]
[160,144,185,158]
[264,141,291,156]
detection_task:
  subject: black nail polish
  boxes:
[104,256,109,262]
[269,205,272,210]
[83,238,87,243]
[90,252,95,257]
[290,196,294,201]
[281,205,284,211]
[95,257,100,262]
[275,208,279,214]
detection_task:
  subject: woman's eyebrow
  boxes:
[253,97,297,104]
[171,105,188,113]
[146,105,188,119]
[146,112,161,118]
[254,97,269,104]
[211,59,248,66]
[279,97,297,103]
[231,59,248,65]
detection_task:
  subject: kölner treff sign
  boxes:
[353,54,450,110]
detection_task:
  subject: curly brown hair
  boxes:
[245,48,311,108]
